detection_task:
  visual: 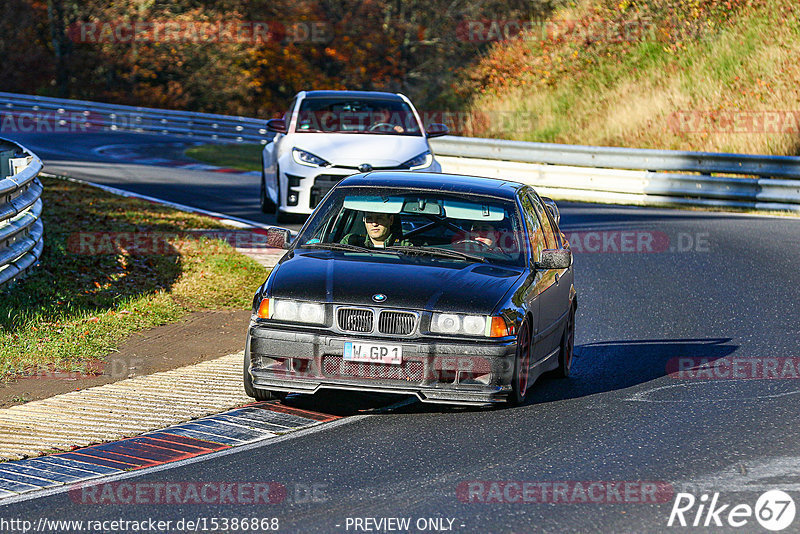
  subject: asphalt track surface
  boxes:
[4,131,800,532]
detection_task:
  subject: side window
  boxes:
[283,97,297,129]
[519,194,545,263]
[528,193,556,249]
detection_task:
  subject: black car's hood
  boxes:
[268,250,524,313]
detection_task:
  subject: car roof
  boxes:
[337,171,523,200]
[300,90,404,101]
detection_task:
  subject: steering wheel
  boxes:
[452,238,492,250]
[368,122,396,132]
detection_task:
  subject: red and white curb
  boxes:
[0,351,346,503]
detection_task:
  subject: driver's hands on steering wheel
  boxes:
[369,122,404,133]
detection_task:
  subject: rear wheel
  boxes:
[554,306,575,378]
[243,343,286,402]
[260,167,277,214]
[508,320,532,406]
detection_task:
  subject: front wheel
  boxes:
[508,320,532,406]
[260,167,277,214]
[243,345,286,402]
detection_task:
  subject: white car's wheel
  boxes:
[260,167,277,214]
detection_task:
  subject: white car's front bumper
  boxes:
[278,159,442,215]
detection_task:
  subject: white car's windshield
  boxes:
[295,98,423,136]
[294,186,527,266]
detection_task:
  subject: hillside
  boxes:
[457,0,800,155]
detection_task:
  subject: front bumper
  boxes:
[247,325,515,405]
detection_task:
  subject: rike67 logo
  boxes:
[668,490,796,531]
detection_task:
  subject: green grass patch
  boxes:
[0,176,267,380]
[458,0,800,155]
[185,143,264,172]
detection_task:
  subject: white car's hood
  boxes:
[286,133,430,167]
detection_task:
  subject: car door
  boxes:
[528,191,570,359]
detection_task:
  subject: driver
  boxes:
[469,222,500,248]
[342,212,411,248]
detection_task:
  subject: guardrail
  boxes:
[0,137,44,289]
[431,136,800,212]
[0,92,272,144]
[1,92,800,212]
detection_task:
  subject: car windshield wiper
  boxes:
[299,242,394,254]
[386,245,487,263]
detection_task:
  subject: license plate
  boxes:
[343,341,402,365]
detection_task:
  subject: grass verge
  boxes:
[458,0,800,155]
[185,143,264,172]
[0,176,267,380]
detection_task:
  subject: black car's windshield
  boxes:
[294,186,527,266]
[294,98,423,136]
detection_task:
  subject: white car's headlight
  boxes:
[258,298,326,325]
[292,148,330,167]
[401,150,433,170]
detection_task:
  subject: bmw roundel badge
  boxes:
[359,163,373,173]
[372,293,387,303]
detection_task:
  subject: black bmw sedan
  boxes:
[245,171,576,406]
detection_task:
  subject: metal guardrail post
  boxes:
[0,137,44,290]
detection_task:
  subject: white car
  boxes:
[260,90,448,222]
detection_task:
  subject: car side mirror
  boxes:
[426,123,449,138]
[266,119,287,133]
[265,227,292,249]
[535,249,572,270]
[541,197,560,226]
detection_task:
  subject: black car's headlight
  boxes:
[257,298,326,325]
[430,313,512,337]
[292,148,330,167]
[401,150,433,170]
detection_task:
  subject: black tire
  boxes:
[508,320,532,406]
[260,167,277,214]
[243,344,286,402]
[554,306,575,378]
